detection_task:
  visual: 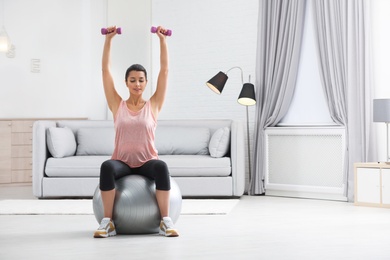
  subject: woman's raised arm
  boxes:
[102,26,121,117]
[150,26,169,118]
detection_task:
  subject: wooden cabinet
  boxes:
[0,120,33,184]
[354,162,390,208]
[11,120,34,183]
[0,121,12,183]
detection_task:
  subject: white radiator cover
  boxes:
[265,127,347,201]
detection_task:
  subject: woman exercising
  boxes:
[94,25,178,238]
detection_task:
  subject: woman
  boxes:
[94,25,178,238]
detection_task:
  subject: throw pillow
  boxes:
[155,126,210,155]
[76,127,115,155]
[46,127,77,158]
[209,127,230,158]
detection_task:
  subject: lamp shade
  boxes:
[373,99,390,122]
[238,83,256,106]
[206,71,228,94]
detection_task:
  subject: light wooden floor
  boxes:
[1,185,390,260]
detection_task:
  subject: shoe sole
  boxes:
[159,229,179,237]
[93,230,117,238]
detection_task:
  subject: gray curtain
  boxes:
[249,0,307,195]
[312,0,372,201]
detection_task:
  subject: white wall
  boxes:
[0,0,151,120]
[0,0,93,118]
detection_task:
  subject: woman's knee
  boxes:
[99,160,130,191]
[154,160,169,173]
[153,160,171,190]
[99,160,115,191]
[100,160,112,177]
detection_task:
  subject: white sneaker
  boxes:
[159,217,179,237]
[93,218,116,238]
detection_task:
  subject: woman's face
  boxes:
[126,70,147,96]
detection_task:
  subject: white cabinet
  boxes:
[382,169,390,204]
[354,163,390,208]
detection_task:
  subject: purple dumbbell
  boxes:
[101,27,122,35]
[151,26,172,36]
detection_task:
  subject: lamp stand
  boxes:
[387,122,389,163]
[206,68,256,181]
[246,106,252,182]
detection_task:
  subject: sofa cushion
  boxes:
[76,128,115,155]
[209,127,230,158]
[46,127,77,158]
[45,154,230,178]
[155,126,210,155]
[159,155,231,177]
[45,155,111,177]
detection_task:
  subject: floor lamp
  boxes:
[206,67,256,181]
[373,99,390,163]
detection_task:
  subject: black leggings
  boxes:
[99,159,171,191]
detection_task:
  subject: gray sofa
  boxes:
[32,119,245,198]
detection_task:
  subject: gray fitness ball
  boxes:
[93,175,182,234]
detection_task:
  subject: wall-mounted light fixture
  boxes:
[0,0,11,53]
[0,26,11,52]
[206,66,256,180]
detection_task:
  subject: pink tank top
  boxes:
[111,100,158,167]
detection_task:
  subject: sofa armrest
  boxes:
[230,120,245,196]
[32,120,56,198]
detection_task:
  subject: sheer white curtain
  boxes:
[312,0,372,200]
[249,0,307,195]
